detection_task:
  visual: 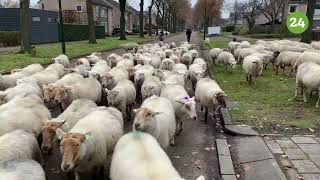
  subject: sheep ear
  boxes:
[191,96,195,101]
[57,119,66,127]
[56,128,66,140]
[175,100,185,105]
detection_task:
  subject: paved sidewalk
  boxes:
[264,136,320,180]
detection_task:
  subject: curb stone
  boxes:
[216,139,237,179]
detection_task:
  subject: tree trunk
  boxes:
[156,9,159,35]
[270,18,276,33]
[20,0,31,53]
[162,3,165,31]
[86,0,96,43]
[139,0,144,38]
[119,0,127,40]
[301,0,316,43]
[281,0,289,33]
[148,0,154,36]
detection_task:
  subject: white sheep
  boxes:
[228,41,240,54]
[239,41,251,48]
[54,54,69,68]
[189,63,206,91]
[195,78,226,121]
[0,80,42,105]
[110,132,205,180]
[162,74,185,87]
[106,79,136,120]
[155,50,166,60]
[193,58,207,71]
[181,52,193,66]
[204,38,210,45]
[43,73,84,103]
[120,42,138,52]
[0,159,46,180]
[122,53,135,61]
[141,76,162,101]
[54,78,101,109]
[101,67,128,90]
[159,58,175,71]
[88,60,111,81]
[133,95,176,148]
[169,55,180,64]
[134,65,154,96]
[209,48,223,64]
[237,48,257,64]
[189,49,199,60]
[107,53,122,67]
[170,42,177,49]
[116,59,134,69]
[0,129,42,163]
[274,51,301,75]
[160,85,197,135]
[153,69,175,80]
[10,63,44,75]
[172,63,189,82]
[295,62,320,107]
[311,41,320,50]
[87,52,102,65]
[148,55,162,69]
[41,99,97,153]
[243,55,264,84]
[164,49,173,58]
[216,51,237,70]
[59,108,123,179]
[0,96,51,136]
[292,51,320,74]
[75,58,91,67]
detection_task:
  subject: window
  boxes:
[289,5,297,13]
[315,3,320,10]
[32,17,40,22]
[76,5,82,12]
[48,17,52,23]
[41,3,44,10]
[95,6,100,17]
[101,8,106,17]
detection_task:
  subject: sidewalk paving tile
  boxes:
[242,159,286,180]
[286,169,300,180]
[284,148,307,160]
[216,139,230,156]
[291,160,320,173]
[265,140,284,154]
[291,137,319,144]
[298,144,320,155]
[315,137,320,142]
[302,174,320,180]
[222,175,237,180]
[276,139,299,149]
[235,137,273,164]
[309,155,320,167]
[219,155,235,175]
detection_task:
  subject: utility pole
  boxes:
[58,0,66,54]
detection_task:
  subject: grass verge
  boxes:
[0,35,158,73]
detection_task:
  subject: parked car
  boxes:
[112,27,121,35]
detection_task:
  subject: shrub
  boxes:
[238,27,249,35]
[61,24,105,41]
[226,26,235,32]
[0,31,20,47]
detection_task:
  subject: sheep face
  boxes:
[60,133,86,172]
[88,71,100,80]
[106,90,121,108]
[154,69,164,80]
[177,97,197,120]
[41,121,64,153]
[253,61,263,77]
[195,71,204,81]
[215,92,226,108]
[54,86,70,103]
[101,74,113,88]
[133,108,160,131]
[142,86,156,99]
[43,85,55,103]
[128,68,136,81]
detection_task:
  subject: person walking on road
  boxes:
[186,29,192,43]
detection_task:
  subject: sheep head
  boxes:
[54,85,72,103]
[133,108,160,131]
[43,84,55,103]
[60,132,90,172]
[215,92,226,108]
[0,92,6,105]
[176,96,197,120]
[41,120,66,154]
[106,90,120,108]
[101,73,113,88]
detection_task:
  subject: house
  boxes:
[143,11,157,29]
[37,0,114,35]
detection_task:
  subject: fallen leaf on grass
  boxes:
[194,160,201,169]
[204,147,211,151]
[184,164,189,167]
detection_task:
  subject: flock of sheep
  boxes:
[209,39,320,108]
[0,40,228,180]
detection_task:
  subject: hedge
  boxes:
[225,26,235,32]
[0,31,20,47]
[61,24,105,41]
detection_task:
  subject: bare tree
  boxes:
[2,0,19,8]
[301,0,316,43]
[119,0,127,40]
[241,0,260,34]
[256,0,286,33]
[20,0,31,53]
[86,0,96,43]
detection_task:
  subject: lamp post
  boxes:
[58,0,66,54]
[203,0,207,40]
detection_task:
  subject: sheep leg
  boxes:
[179,122,183,133]
[246,75,249,82]
[282,66,285,75]
[249,75,252,84]
[316,90,320,108]
[310,90,313,99]
[302,86,307,102]
[75,172,80,180]
[175,122,180,136]
[204,107,208,123]
[201,105,203,111]
[264,63,268,70]
[294,83,299,98]
[170,136,175,146]
[276,65,279,75]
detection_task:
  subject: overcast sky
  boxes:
[30,0,236,18]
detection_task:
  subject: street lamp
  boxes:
[58,0,66,54]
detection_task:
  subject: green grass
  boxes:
[0,35,157,73]
[212,65,320,135]
[202,36,230,49]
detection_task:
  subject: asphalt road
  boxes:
[44,32,222,180]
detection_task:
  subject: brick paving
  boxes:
[264,136,320,180]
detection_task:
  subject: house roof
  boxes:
[128,5,139,14]
[92,0,113,8]
[106,0,139,14]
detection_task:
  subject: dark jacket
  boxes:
[186,29,192,36]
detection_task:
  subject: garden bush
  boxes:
[61,24,105,41]
[225,25,235,32]
[0,31,20,47]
